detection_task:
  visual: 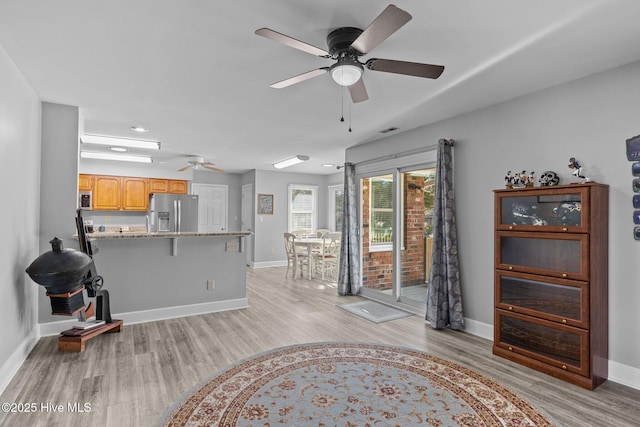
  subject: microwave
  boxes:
[78,191,92,210]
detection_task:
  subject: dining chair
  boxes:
[283,232,312,278]
[316,228,331,238]
[291,229,311,238]
[314,232,341,281]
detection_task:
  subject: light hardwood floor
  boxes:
[1,267,638,426]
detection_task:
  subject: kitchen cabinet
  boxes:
[168,179,187,194]
[121,177,148,211]
[493,183,608,389]
[149,178,188,194]
[78,174,92,191]
[81,174,188,210]
[92,175,121,210]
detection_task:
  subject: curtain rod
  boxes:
[338,138,455,169]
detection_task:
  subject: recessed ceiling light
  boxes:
[81,134,160,150]
[273,155,310,169]
[131,126,149,133]
[80,151,152,163]
[110,147,128,152]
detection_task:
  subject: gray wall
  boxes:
[347,60,640,371]
[37,103,82,322]
[0,45,41,382]
[253,170,332,265]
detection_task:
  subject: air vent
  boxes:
[380,127,399,134]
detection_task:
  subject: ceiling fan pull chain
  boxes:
[340,86,345,122]
[348,98,352,132]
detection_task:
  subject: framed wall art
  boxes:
[257,194,274,215]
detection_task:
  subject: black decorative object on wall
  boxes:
[626,134,640,240]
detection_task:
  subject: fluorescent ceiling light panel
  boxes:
[81,134,160,150]
[80,151,153,163]
[273,155,310,169]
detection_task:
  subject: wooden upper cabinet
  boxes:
[149,178,186,194]
[149,178,169,193]
[81,174,188,210]
[93,175,121,210]
[78,174,92,191]
[121,177,149,211]
[168,180,187,194]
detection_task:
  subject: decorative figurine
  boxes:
[568,157,590,182]
[539,171,560,186]
[526,171,535,187]
[505,171,514,188]
[515,170,528,187]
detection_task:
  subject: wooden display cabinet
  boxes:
[493,183,608,389]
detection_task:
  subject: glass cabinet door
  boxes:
[495,311,589,377]
[496,231,589,281]
[496,271,588,328]
[495,186,589,232]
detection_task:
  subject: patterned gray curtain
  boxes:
[426,139,465,330]
[338,162,361,295]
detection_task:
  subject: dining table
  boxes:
[294,237,325,279]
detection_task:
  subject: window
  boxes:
[370,176,393,244]
[288,184,318,232]
[328,184,344,232]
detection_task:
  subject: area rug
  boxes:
[339,300,413,323]
[161,342,556,426]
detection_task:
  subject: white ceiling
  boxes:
[2,1,640,175]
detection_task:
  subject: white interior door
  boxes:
[191,184,228,232]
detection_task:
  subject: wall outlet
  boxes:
[207,279,215,290]
[105,215,110,222]
[269,248,276,256]
[226,240,240,252]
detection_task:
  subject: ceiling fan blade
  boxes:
[177,165,192,172]
[366,58,444,79]
[270,68,329,89]
[350,5,411,54]
[348,78,369,103]
[202,164,224,172]
[255,28,330,57]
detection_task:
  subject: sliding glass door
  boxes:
[359,166,436,310]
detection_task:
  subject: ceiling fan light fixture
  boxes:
[273,155,310,169]
[330,61,363,86]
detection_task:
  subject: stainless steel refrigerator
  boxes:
[148,193,199,233]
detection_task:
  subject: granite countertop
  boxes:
[84,230,252,239]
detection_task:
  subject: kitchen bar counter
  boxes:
[46,230,252,327]
[86,231,251,239]
[84,230,251,257]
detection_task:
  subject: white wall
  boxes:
[347,60,640,379]
[0,45,41,392]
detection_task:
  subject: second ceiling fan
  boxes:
[255,4,444,103]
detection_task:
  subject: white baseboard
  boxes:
[253,260,287,268]
[608,359,640,390]
[38,298,249,336]
[0,327,39,396]
[462,317,640,390]
[462,317,494,341]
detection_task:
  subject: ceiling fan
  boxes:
[255,4,444,103]
[177,156,224,172]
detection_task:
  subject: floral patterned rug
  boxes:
[161,342,556,426]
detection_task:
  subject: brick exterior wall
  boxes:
[362,176,427,291]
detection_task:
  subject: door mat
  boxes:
[339,300,413,323]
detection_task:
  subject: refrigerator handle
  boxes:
[177,200,182,232]
[173,199,178,232]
